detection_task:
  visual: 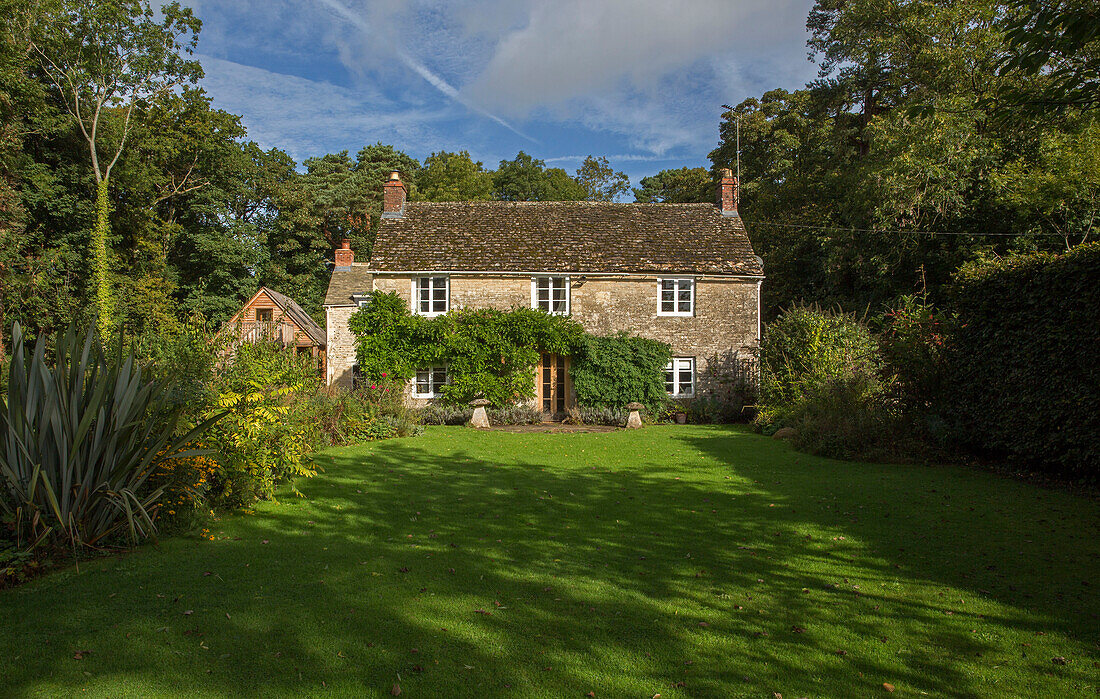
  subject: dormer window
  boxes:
[658,278,694,316]
[256,308,273,323]
[414,276,449,316]
[532,276,569,314]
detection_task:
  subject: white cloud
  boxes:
[195,55,458,162]
[187,0,820,168]
[461,0,816,115]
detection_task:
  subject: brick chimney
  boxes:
[717,167,739,217]
[334,238,353,270]
[382,170,406,218]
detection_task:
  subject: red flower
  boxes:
[381,372,387,377]
[370,384,377,389]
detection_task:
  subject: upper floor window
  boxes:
[256,308,273,323]
[665,357,695,396]
[415,276,449,316]
[658,278,694,316]
[352,294,371,308]
[532,276,569,315]
[413,366,448,398]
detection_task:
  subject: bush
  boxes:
[757,305,883,429]
[945,244,1100,480]
[418,403,543,426]
[756,306,902,460]
[488,404,544,426]
[419,404,473,425]
[566,405,632,427]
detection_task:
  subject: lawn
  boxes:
[1,426,1097,698]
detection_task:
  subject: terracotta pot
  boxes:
[675,413,687,424]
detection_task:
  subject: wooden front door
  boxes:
[538,353,571,419]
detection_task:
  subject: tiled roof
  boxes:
[264,287,327,346]
[324,268,372,307]
[367,201,762,276]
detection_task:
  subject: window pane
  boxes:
[553,298,566,313]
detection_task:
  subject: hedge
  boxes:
[945,243,1100,480]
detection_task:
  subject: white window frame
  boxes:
[531,276,570,315]
[352,294,371,308]
[665,357,695,397]
[412,365,448,398]
[657,278,695,316]
[412,276,449,316]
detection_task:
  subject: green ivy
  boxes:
[348,292,588,406]
[571,333,671,412]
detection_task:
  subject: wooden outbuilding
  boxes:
[225,287,326,369]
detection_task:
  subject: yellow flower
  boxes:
[168,510,175,515]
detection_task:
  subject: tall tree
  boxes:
[30,0,202,335]
[415,150,493,201]
[632,167,712,203]
[493,151,586,201]
[575,155,629,202]
[997,0,1100,116]
[712,0,1089,317]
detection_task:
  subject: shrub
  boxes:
[756,307,903,460]
[419,405,473,425]
[566,405,632,427]
[418,403,543,426]
[0,324,218,550]
[945,244,1100,480]
[877,294,947,415]
[488,404,544,426]
[571,333,671,413]
[756,305,883,429]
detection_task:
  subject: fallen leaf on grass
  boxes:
[73,650,91,660]
[391,682,401,696]
[183,610,194,616]
[883,683,896,692]
[1052,656,1068,665]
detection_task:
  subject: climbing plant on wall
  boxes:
[348,292,587,406]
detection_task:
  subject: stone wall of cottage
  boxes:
[360,274,760,401]
[325,304,359,388]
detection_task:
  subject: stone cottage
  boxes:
[323,169,763,416]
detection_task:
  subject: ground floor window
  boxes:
[665,357,695,396]
[414,366,448,398]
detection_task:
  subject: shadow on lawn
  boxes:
[2,427,1097,697]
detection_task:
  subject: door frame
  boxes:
[536,353,574,420]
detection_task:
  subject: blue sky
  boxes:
[184,0,818,187]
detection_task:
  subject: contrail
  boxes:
[314,0,536,142]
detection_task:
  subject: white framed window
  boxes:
[352,294,371,308]
[658,278,694,316]
[665,357,695,396]
[413,366,448,398]
[531,276,570,314]
[413,276,449,316]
